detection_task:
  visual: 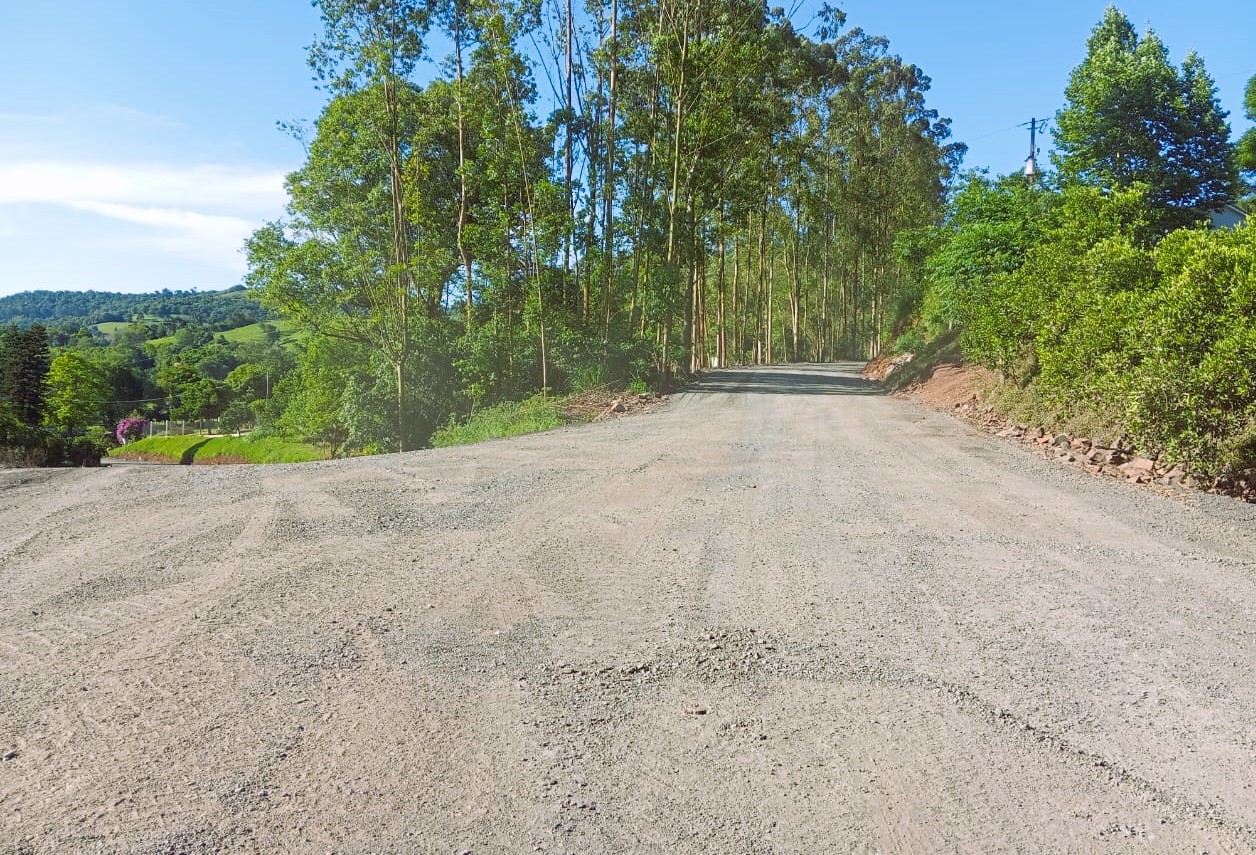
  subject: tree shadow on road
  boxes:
[691,366,885,396]
[180,440,209,465]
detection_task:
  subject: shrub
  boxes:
[431,394,564,448]
[892,327,927,356]
[115,416,149,444]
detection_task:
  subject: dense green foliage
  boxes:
[245,0,961,451]
[908,8,1255,480]
[919,179,1256,478]
[0,286,272,332]
[1237,75,1256,193]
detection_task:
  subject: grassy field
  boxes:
[110,434,329,464]
[217,320,305,347]
[145,321,304,350]
[93,321,134,337]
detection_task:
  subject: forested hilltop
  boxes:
[0,286,272,331]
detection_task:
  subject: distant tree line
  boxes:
[0,286,273,332]
[246,0,964,450]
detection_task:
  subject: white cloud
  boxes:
[67,202,256,271]
[0,112,64,125]
[0,161,288,214]
[68,200,253,233]
[0,160,288,272]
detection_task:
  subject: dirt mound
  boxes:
[897,362,992,411]
[861,352,916,381]
[891,358,1254,501]
[560,387,669,422]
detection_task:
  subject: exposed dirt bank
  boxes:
[4,364,1256,853]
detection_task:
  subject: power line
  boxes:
[87,395,171,405]
[965,122,1025,143]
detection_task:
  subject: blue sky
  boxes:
[0,1,1252,298]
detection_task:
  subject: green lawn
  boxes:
[110,434,329,464]
[93,321,133,337]
[143,320,304,350]
[217,320,305,348]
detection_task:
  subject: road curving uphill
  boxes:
[3,363,1256,853]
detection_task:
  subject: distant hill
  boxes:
[0,286,274,330]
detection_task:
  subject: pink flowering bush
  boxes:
[115,417,149,444]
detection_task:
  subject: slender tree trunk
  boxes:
[730,228,741,365]
[789,216,801,363]
[455,14,473,332]
[766,238,774,365]
[820,214,830,362]
[383,76,412,452]
[664,17,687,267]
[602,0,618,340]
[756,201,767,364]
[564,0,575,308]
[717,212,726,368]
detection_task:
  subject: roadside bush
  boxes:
[61,434,105,466]
[217,401,253,436]
[891,327,927,356]
[924,173,1256,478]
[925,173,1058,365]
[431,394,564,448]
[115,416,149,444]
[1121,223,1256,474]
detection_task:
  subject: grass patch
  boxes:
[93,321,133,338]
[217,320,304,348]
[431,394,564,448]
[137,321,305,350]
[110,434,329,464]
[986,379,1124,443]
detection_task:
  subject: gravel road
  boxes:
[4,362,1256,854]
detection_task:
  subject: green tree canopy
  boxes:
[44,350,110,434]
[1236,74,1256,185]
[0,325,51,427]
[1052,6,1236,227]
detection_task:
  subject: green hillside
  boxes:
[0,286,271,329]
[93,321,134,338]
[218,320,305,347]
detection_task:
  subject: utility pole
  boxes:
[1023,117,1046,183]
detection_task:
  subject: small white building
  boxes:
[1207,203,1249,230]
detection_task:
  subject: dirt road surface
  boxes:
[4,363,1256,854]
